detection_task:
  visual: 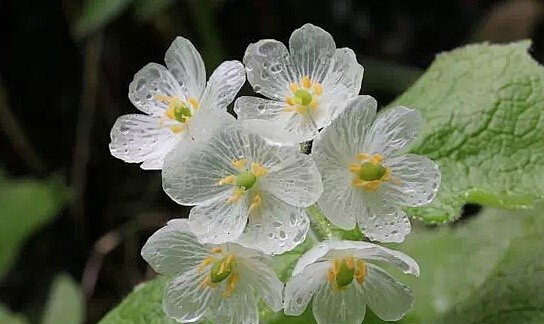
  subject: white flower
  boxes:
[162,124,323,254]
[141,219,283,324]
[109,37,245,170]
[311,95,441,243]
[284,240,420,324]
[235,23,364,142]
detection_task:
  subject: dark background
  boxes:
[1,0,543,322]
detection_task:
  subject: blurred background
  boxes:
[1,0,544,322]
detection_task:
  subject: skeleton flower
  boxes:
[141,219,283,324]
[162,124,323,254]
[109,37,245,170]
[311,95,441,243]
[235,23,364,142]
[284,240,419,324]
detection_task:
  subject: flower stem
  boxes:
[305,204,365,241]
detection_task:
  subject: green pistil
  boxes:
[210,257,234,283]
[293,89,313,106]
[173,105,192,123]
[235,171,257,189]
[358,162,386,181]
[336,260,355,288]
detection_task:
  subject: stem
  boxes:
[306,204,365,241]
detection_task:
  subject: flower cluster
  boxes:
[110,24,441,324]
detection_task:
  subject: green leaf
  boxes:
[42,274,84,324]
[99,276,177,324]
[392,41,544,222]
[74,0,133,38]
[433,231,544,323]
[0,177,69,278]
[133,0,175,19]
[0,304,29,324]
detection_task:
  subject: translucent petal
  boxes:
[321,48,364,98]
[312,95,378,167]
[260,145,323,207]
[234,96,318,142]
[319,241,420,276]
[208,284,258,324]
[236,119,308,145]
[163,269,217,323]
[243,39,298,100]
[141,219,210,275]
[361,263,414,321]
[200,60,245,110]
[237,195,309,255]
[292,242,331,276]
[188,191,249,244]
[381,154,441,207]
[312,280,366,324]
[237,258,284,312]
[315,170,358,230]
[187,108,236,144]
[289,23,336,82]
[128,63,184,117]
[357,193,412,243]
[363,106,423,158]
[109,114,179,169]
[284,262,329,315]
[164,36,206,99]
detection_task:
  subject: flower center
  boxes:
[235,171,257,189]
[197,249,239,298]
[348,153,391,191]
[283,76,323,115]
[327,257,366,292]
[156,95,199,133]
[210,256,235,283]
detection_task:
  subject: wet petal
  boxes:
[238,258,284,312]
[164,37,206,99]
[141,219,210,275]
[188,191,249,244]
[236,119,309,145]
[289,24,336,82]
[312,280,366,324]
[321,48,364,98]
[128,63,184,117]
[382,154,441,207]
[187,108,236,144]
[362,263,414,321]
[284,262,329,316]
[292,242,331,276]
[237,195,309,255]
[363,106,423,158]
[200,60,245,110]
[243,39,297,100]
[208,284,258,324]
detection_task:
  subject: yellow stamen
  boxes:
[198,256,214,272]
[227,187,245,204]
[210,247,223,254]
[285,97,294,106]
[217,175,236,186]
[348,164,361,174]
[248,193,262,214]
[164,107,175,119]
[312,83,323,96]
[169,125,184,133]
[355,260,366,284]
[188,97,199,109]
[345,257,355,269]
[289,83,299,93]
[222,272,239,298]
[309,99,317,110]
[250,163,268,177]
[283,105,307,114]
[301,76,311,88]
[231,159,247,170]
[155,95,171,103]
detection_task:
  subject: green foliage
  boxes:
[0,176,69,278]
[75,0,133,38]
[393,41,544,223]
[42,275,84,324]
[133,0,175,19]
[0,304,28,324]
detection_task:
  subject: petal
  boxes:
[236,119,309,145]
[292,242,331,276]
[128,63,184,117]
[284,262,329,316]
[187,108,236,144]
[357,193,412,243]
[316,172,358,230]
[188,191,249,244]
[363,106,423,158]
[243,39,297,100]
[361,263,414,321]
[320,241,420,276]
[312,280,366,324]
[164,36,206,100]
[163,269,218,323]
[260,145,323,207]
[200,60,245,110]
[381,154,441,207]
[141,219,210,275]
[289,24,336,82]
[237,195,309,255]
[234,96,318,141]
[208,285,258,324]
[237,258,284,312]
[321,48,364,98]
[109,114,178,169]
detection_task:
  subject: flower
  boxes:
[162,124,323,254]
[284,240,420,324]
[141,219,283,324]
[235,23,364,142]
[311,95,441,243]
[109,36,245,170]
